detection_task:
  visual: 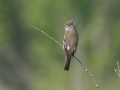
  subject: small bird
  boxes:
[62,20,79,71]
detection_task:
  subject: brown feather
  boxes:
[64,55,71,71]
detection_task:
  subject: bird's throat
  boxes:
[65,27,74,31]
[65,27,70,31]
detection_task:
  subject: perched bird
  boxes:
[62,20,79,71]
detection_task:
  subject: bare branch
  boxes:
[73,56,100,89]
[114,61,120,77]
[31,25,62,47]
[31,25,100,90]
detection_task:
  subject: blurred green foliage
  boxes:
[0,0,120,90]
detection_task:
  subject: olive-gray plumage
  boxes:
[63,20,79,71]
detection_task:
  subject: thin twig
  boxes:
[31,25,62,47]
[114,61,120,77]
[73,56,100,89]
[31,25,100,90]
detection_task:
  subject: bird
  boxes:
[62,20,79,71]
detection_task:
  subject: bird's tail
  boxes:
[64,56,71,71]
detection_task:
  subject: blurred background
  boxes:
[0,0,120,90]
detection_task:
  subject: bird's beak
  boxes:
[62,25,65,28]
